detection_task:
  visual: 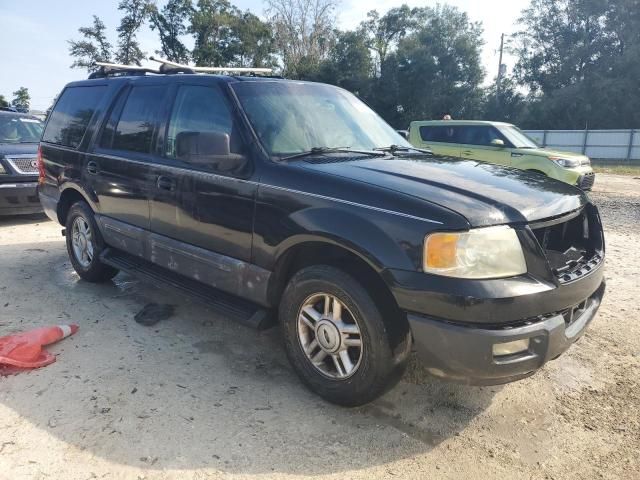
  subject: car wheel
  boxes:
[65,201,118,283]
[279,265,407,406]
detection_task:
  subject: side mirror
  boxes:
[491,139,505,147]
[396,130,409,140]
[176,131,246,172]
[176,131,231,160]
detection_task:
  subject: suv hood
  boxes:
[516,147,590,163]
[297,156,587,227]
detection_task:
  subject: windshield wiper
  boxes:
[374,145,433,155]
[279,147,386,161]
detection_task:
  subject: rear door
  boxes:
[458,125,512,166]
[40,84,110,207]
[87,81,171,257]
[413,124,462,158]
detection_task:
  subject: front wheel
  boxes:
[280,265,407,406]
[65,201,118,283]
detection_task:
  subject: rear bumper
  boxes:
[38,190,60,223]
[407,281,605,385]
[0,181,41,215]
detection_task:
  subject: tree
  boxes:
[115,0,153,65]
[68,15,113,72]
[0,95,8,109]
[482,76,528,124]
[512,0,640,129]
[11,87,31,112]
[190,0,241,66]
[149,0,192,63]
[266,0,339,77]
[233,11,276,68]
[313,30,373,96]
[189,0,275,68]
[360,6,416,74]
[375,5,485,127]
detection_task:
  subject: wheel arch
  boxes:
[269,238,412,360]
[56,185,98,225]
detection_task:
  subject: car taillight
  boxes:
[37,145,46,184]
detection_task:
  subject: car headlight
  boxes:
[549,156,581,168]
[423,225,527,279]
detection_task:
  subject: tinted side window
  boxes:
[111,85,166,153]
[420,125,459,143]
[43,86,107,148]
[166,85,245,172]
[458,126,504,146]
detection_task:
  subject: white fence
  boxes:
[523,129,640,162]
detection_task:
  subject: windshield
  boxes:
[0,115,43,143]
[497,125,538,149]
[231,81,411,157]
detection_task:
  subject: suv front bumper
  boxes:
[0,181,41,215]
[407,281,604,385]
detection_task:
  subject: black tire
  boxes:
[279,265,408,406]
[65,201,118,283]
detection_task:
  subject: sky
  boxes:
[0,0,527,111]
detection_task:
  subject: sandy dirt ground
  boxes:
[0,174,638,480]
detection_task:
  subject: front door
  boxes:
[458,125,512,166]
[147,81,257,295]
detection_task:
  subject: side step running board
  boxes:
[100,248,274,330]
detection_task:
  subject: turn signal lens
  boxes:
[37,145,45,184]
[425,233,459,269]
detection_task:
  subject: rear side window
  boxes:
[109,85,166,153]
[419,125,460,143]
[43,86,107,148]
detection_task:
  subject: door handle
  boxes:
[156,175,176,191]
[462,150,474,156]
[86,161,99,175]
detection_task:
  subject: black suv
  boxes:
[38,71,605,406]
[0,111,43,215]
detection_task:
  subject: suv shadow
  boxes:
[0,240,498,474]
[0,212,48,226]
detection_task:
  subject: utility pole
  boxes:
[496,33,505,111]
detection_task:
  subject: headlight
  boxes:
[549,156,581,168]
[423,225,527,279]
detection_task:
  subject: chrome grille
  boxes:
[5,155,38,175]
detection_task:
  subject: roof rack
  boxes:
[89,62,160,79]
[149,57,273,75]
[87,59,275,80]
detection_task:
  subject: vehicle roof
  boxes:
[410,120,515,127]
[64,73,291,89]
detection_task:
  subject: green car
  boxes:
[408,120,595,190]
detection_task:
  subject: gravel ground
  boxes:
[0,173,638,480]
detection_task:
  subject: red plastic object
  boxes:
[0,325,79,369]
